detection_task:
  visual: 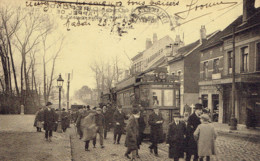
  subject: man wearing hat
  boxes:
[113,105,128,144]
[43,102,56,142]
[93,107,105,148]
[185,103,203,161]
[148,105,164,157]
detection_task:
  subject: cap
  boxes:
[200,114,210,122]
[132,108,140,114]
[46,102,52,106]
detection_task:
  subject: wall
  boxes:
[184,48,200,93]
[223,27,260,75]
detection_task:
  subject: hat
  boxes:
[132,108,140,114]
[194,103,203,110]
[200,114,210,122]
[46,102,52,106]
[96,107,102,111]
[93,106,97,110]
[87,105,90,109]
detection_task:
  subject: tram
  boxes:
[114,67,181,138]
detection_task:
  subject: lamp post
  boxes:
[57,74,64,133]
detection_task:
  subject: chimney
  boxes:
[153,33,158,43]
[175,35,181,43]
[243,0,255,22]
[146,38,152,49]
[200,25,207,43]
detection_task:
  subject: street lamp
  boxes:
[57,74,64,133]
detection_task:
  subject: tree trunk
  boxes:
[43,57,47,104]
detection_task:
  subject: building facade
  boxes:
[199,1,260,126]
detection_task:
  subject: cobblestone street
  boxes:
[69,124,260,161]
[1,115,260,161]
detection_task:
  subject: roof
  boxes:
[168,31,219,64]
[201,7,260,51]
[131,51,143,61]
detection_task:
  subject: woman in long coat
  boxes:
[167,117,186,161]
[194,114,217,161]
[124,108,140,160]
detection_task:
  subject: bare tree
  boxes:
[0,6,22,96]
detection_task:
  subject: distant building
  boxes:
[131,33,184,76]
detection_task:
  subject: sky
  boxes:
[2,0,260,96]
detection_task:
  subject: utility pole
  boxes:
[67,73,70,111]
[230,25,237,130]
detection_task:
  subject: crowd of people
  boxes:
[34,102,217,161]
[33,102,71,141]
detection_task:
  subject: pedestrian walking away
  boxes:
[186,103,203,161]
[125,107,140,160]
[34,107,44,132]
[43,102,56,142]
[148,104,164,157]
[194,114,217,161]
[113,105,128,144]
[93,107,105,148]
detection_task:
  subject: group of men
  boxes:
[33,102,71,141]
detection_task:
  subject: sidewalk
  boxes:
[0,115,72,161]
[212,122,260,138]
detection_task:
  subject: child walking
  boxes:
[194,114,217,161]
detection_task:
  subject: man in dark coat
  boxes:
[167,116,186,161]
[103,105,112,139]
[113,105,128,144]
[43,102,56,142]
[137,105,146,147]
[61,108,69,132]
[92,107,105,148]
[124,107,140,160]
[148,106,164,157]
[185,103,203,161]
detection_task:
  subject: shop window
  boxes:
[241,46,249,72]
[164,90,173,106]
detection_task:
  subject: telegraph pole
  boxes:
[67,73,70,111]
[230,25,237,130]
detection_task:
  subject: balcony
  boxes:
[212,73,221,80]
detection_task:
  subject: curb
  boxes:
[216,129,260,139]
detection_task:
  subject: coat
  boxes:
[148,111,164,143]
[113,110,127,134]
[43,108,56,131]
[194,122,217,156]
[81,111,98,142]
[185,112,201,154]
[61,111,70,129]
[167,121,186,159]
[125,115,139,150]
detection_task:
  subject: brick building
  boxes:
[167,26,219,115]
[199,0,260,126]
